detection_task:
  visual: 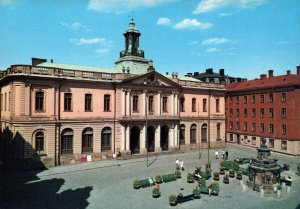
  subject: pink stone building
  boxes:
[0,20,226,167]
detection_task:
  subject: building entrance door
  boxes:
[160,125,169,151]
[147,126,155,152]
[237,134,241,144]
[130,126,140,154]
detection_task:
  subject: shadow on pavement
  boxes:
[0,127,93,209]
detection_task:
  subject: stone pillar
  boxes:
[174,93,178,116]
[157,91,161,115]
[174,123,178,147]
[169,124,174,147]
[143,90,147,116]
[155,124,161,152]
[121,89,126,116]
[141,125,146,154]
[120,125,126,151]
[126,90,131,116]
[171,93,174,116]
[125,125,130,151]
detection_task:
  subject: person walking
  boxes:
[225,150,229,160]
[222,150,225,159]
[180,160,184,171]
[176,158,179,170]
[215,150,219,159]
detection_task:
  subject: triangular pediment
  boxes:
[122,71,180,88]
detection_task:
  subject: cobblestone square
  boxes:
[2,144,300,209]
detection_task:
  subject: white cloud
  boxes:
[70,38,112,46]
[59,21,89,31]
[88,0,179,13]
[193,0,267,14]
[202,37,230,45]
[95,48,111,55]
[206,48,221,52]
[173,19,213,30]
[157,17,171,26]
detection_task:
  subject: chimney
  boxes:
[194,72,199,76]
[287,70,291,75]
[219,69,224,76]
[32,57,47,66]
[206,68,213,74]
[260,74,267,80]
[237,77,242,82]
[166,72,169,75]
[297,66,300,75]
[268,70,273,78]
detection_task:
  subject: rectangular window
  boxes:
[281,140,287,150]
[252,108,256,117]
[260,95,264,103]
[281,93,286,102]
[236,96,240,104]
[269,108,273,118]
[281,108,286,118]
[85,94,92,111]
[281,124,287,135]
[269,124,274,134]
[133,95,139,112]
[236,122,240,130]
[236,109,240,117]
[180,97,185,112]
[192,98,196,112]
[260,108,264,118]
[216,98,220,112]
[252,95,256,104]
[244,135,248,144]
[203,98,207,112]
[252,123,256,131]
[64,93,72,111]
[252,137,256,145]
[243,108,247,117]
[269,138,274,148]
[229,97,232,104]
[104,94,110,111]
[229,121,233,129]
[35,91,44,111]
[230,109,233,116]
[260,123,264,132]
[269,94,273,103]
[149,96,154,112]
[243,122,247,131]
[243,96,247,104]
[163,97,168,112]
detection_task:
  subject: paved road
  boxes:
[2,144,300,209]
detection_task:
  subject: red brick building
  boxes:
[225,67,300,155]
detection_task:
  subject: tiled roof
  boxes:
[226,74,300,92]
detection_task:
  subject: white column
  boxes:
[141,125,146,151]
[156,124,161,150]
[169,124,174,147]
[121,89,126,116]
[174,123,178,146]
[121,125,126,151]
[126,125,130,151]
[157,91,161,115]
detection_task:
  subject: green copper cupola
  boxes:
[120,19,144,58]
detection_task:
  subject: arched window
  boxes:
[101,127,111,151]
[82,128,93,153]
[179,124,185,145]
[201,124,208,143]
[61,128,73,154]
[190,124,197,144]
[217,123,221,140]
[35,131,44,154]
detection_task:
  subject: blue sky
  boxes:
[0,0,299,79]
